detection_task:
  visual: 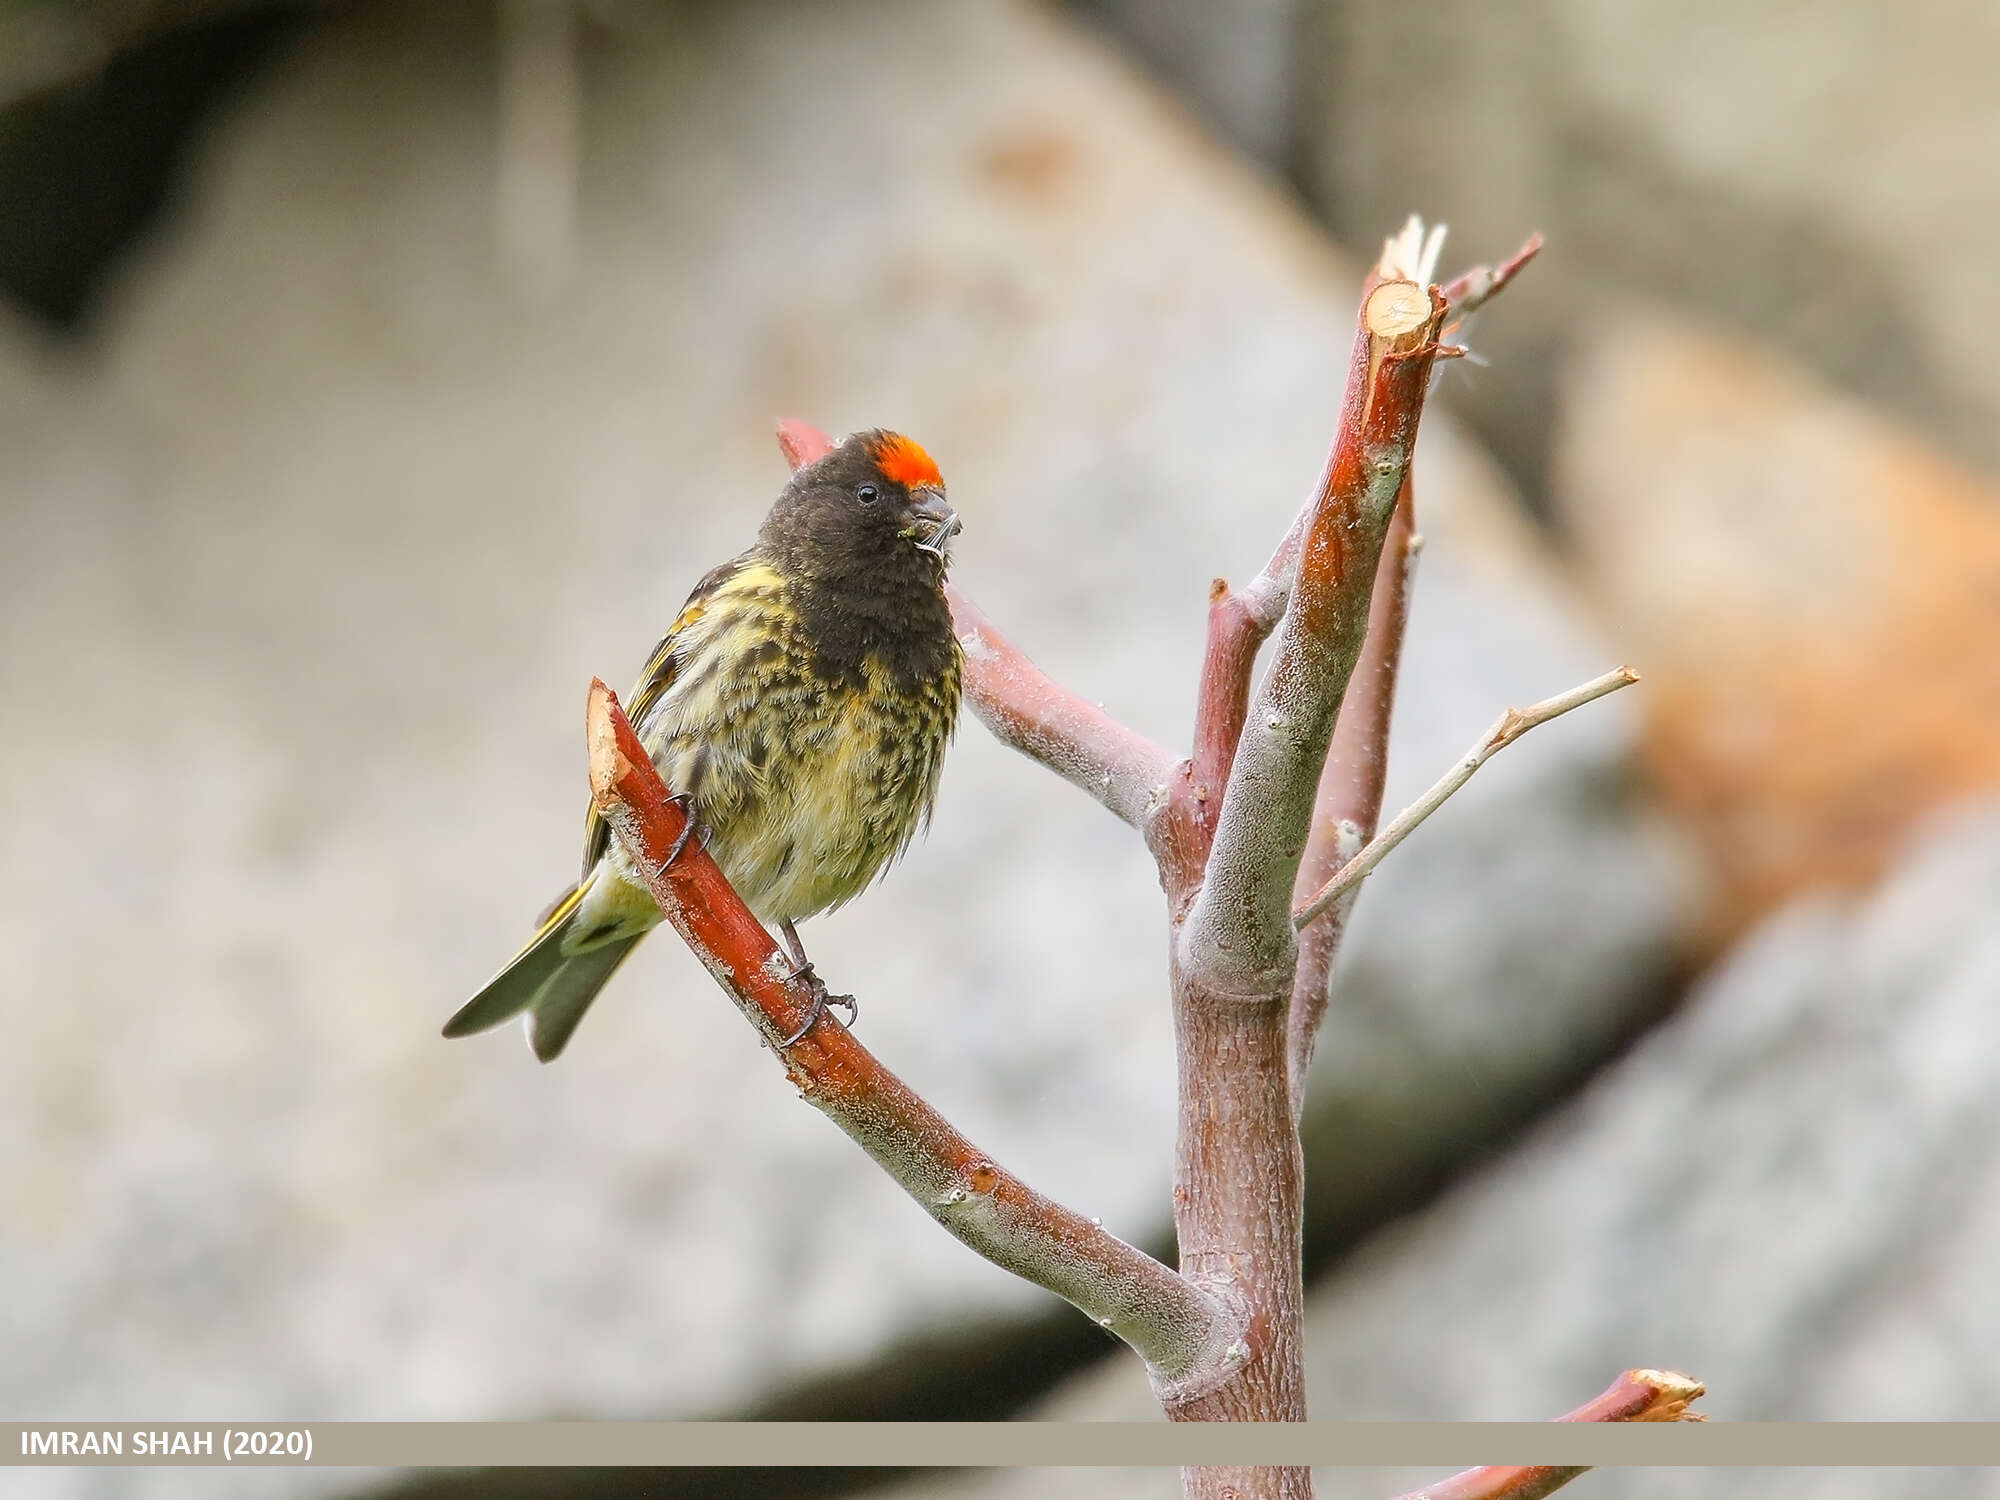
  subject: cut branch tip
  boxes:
[1366,278,1435,340]
[1392,1368,1705,1500]
[1614,1368,1706,1422]
[585,677,629,806]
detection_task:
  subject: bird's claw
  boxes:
[657,794,703,876]
[777,960,856,1047]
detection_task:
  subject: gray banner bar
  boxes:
[8,1423,2000,1468]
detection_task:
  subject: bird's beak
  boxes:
[908,487,961,562]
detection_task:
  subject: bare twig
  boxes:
[776,420,1179,835]
[1294,667,1639,930]
[774,417,834,471]
[1555,1367,1707,1424]
[586,679,1236,1382]
[1387,1369,1706,1500]
[954,590,1181,836]
[1439,232,1544,321]
[1191,581,1263,839]
[1288,481,1418,1098]
[1237,486,1317,636]
[1400,1471,1588,1500]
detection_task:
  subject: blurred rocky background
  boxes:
[2,3,1997,1500]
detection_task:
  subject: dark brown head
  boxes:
[760,429,960,589]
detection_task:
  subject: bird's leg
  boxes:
[777,919,812,971]
[775,919,858,1046]
[656,793,704,876]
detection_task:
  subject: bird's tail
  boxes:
[443,878,643,1062]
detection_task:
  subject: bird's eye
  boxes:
[856,483,880,505]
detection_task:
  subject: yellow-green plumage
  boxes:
[445,430,962,1061]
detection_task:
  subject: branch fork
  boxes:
[576,226,1685,1498]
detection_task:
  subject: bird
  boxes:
[444,429,964,1061]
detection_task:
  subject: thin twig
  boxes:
[774,417,833,470]
[1294,667,1640,930]
[952,589,1180,834]
[1387,1369,1705,1500]
[1238,495,1314,635]
[585,679,1237,1383]
[1191,581,1263,835]
[1438,231,1543,320]
[777,420,1179,834]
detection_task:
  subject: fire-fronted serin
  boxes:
[445,430,963,1060]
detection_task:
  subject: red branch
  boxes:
[1191,580,1261,844]
[1389,1370,1707,1500]
[585,678,1234,1382]
[1438,232,1543,323]
[774,416,832,469]
[1289,477,1416,1096]
[1183,278,1447,989]
[778,420,1178,834]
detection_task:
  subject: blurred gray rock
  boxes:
[1299,800,2000,1435]
[892,801,2000,1500]
[1069,1,2000,487]
[0,1,1697,1491]
[1069,0,1300,164]
[1299,0,2000,493]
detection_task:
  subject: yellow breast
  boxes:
[632,567,961,924]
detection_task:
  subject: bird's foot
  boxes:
[776,959,857,1047]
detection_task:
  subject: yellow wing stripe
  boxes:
[579,559,789,881]
[623,599,706,730]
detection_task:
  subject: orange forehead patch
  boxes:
[869,432,943,489]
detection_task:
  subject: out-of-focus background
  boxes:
[4,2,1999,1497]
